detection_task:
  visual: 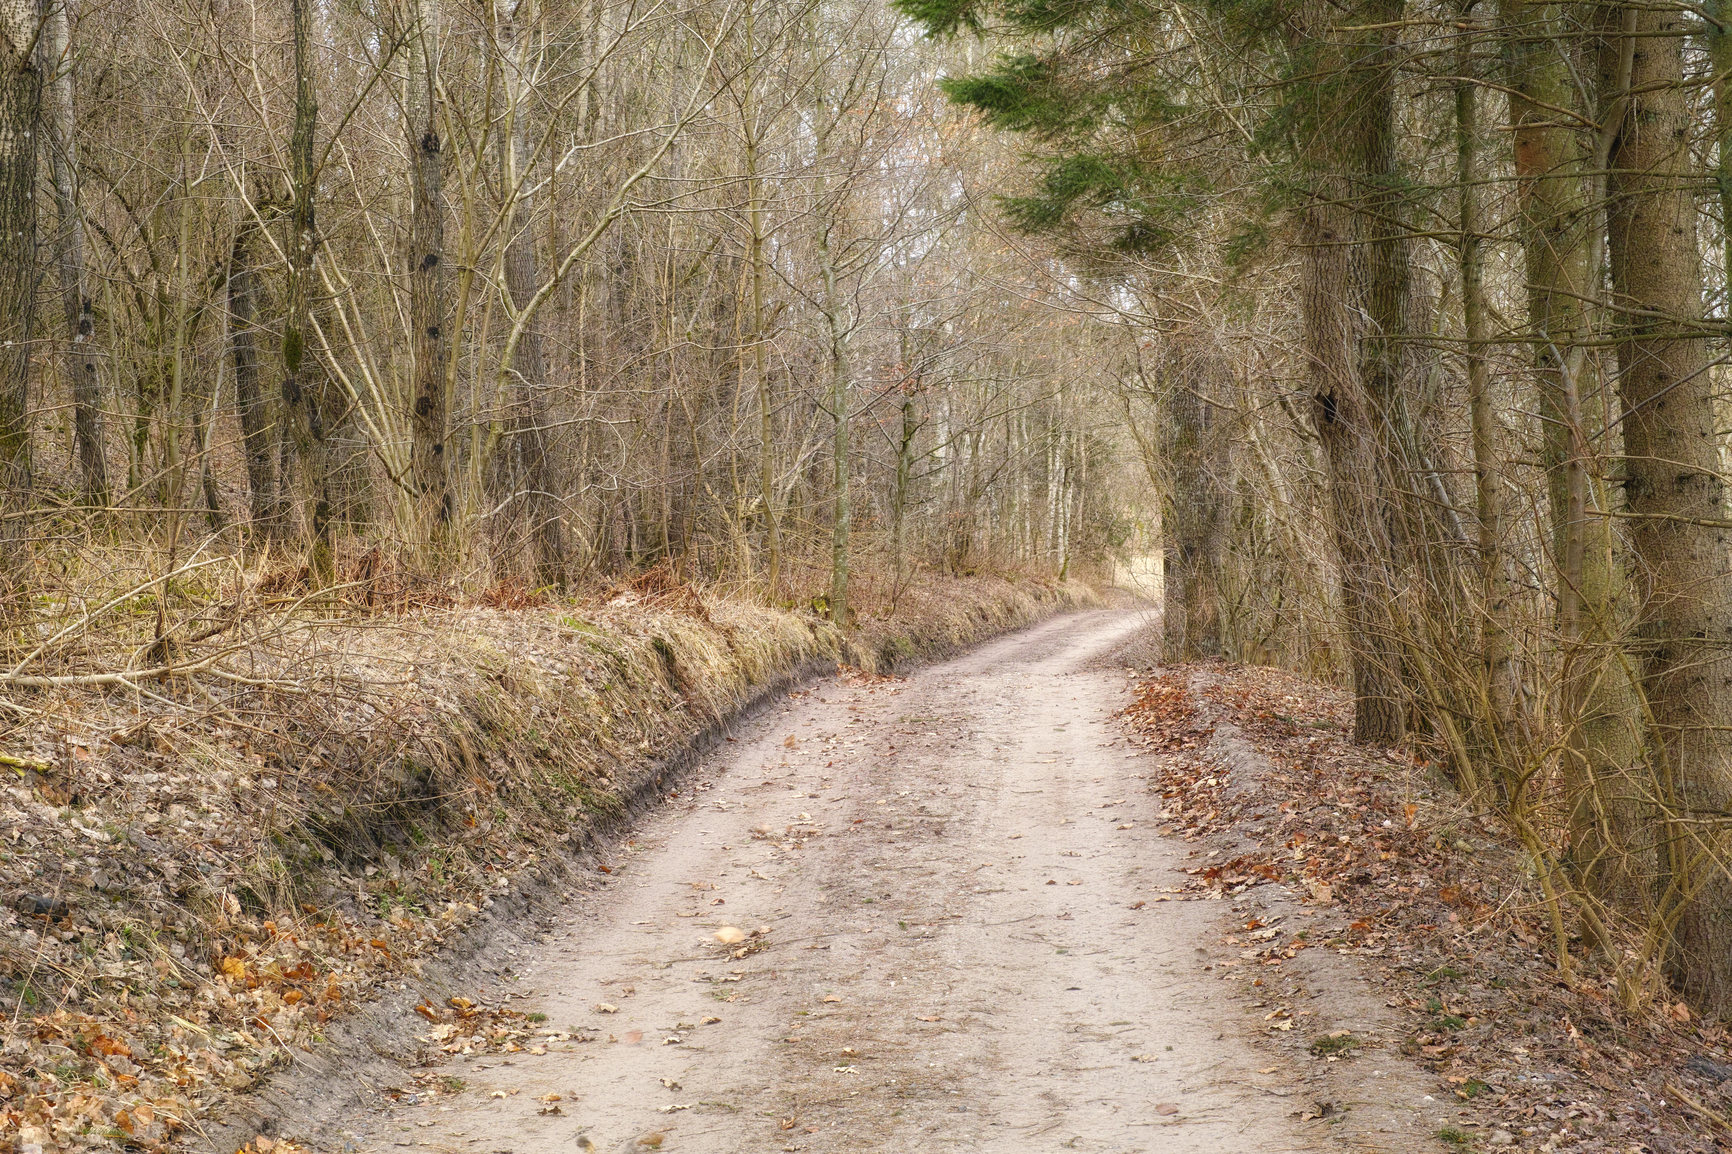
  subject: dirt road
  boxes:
[329,611,1436,1153]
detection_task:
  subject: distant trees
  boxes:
[0,0,1135,617]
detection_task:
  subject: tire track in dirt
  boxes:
[323,610,1439,1153]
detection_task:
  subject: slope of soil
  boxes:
[1121,662,1732,1154]
[0,571,1093,1154]
[216,610,1451,1154]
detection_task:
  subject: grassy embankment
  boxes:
[0,565,1095,1151]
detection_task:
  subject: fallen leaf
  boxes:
[638,1133,665,1149]
[595,1003,620,1014]
[1155,1103,1179,1115]
[714,926,747,945]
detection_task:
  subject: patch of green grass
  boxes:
[1308,1032,1360,1057]
[1422,965,1462,986]
[441,1076,467,1094]
[527,1012,548,1023]
[1455,1078,1490,1100]
[1433,1014,1467,1031]
[1436,1127,1473,1147]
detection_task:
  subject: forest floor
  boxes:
[1120,665,1732,1154]
[235,609,1480,1154]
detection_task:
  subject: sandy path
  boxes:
[337,611,1388,1153]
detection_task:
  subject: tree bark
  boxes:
[39,0,105,506]
[228,225,277,534]
[817,219,850,628]
[1289,0,1408,744]
[1601,1,1732,1013]
[1455,6,1516,775]
[283,0,333,584]
[1163,349,1226,661]
[498,0,566,587]
[1499,0,1651,950]
[406,0,451,552]
[1301,191,1406,744]
[742,0,780,596]
[0,0,40,589]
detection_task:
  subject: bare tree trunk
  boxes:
[498,0,566,587]
[228,225,277,534]
[1289,0,1408,744]
[1301,190,1406,744]
[1163,349,1226,660]
[890,384,916,609]
[817,219,850,628]
[283,0,333,584]
[406,0,451,553]
[742,1,780,596]
[1455,8,1516,765]
[1709,0,1732,302]
[40,0,105,506]
[1500,0,1650,950]
[0,0,40,591]
[1601,2,1732,1014]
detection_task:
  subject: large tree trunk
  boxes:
[1287,0,1409,744]
[1300,191,1407,743]
[1601,2,1732,1014]
[40,0,105,506]
[228,225,278,534]
[283,0,333,584]
[406,0,451,553]
[1162,348,1226,661]
[0,0,40,591]
[497,0,566,587]
[1500,0,1650,949]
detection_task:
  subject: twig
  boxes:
[1666,1083,1731,1130]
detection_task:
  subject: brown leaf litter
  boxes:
[1121,663,1732,1153]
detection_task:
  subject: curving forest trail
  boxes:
[312,612,1445,1154]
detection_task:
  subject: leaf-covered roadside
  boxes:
[0,573,1092,1154]
[1121,665,1732,1153]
